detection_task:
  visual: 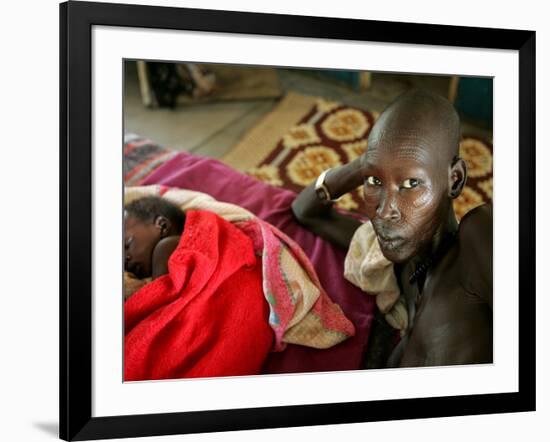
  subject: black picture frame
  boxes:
[59,1,536,440]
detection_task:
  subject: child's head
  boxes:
[124,196,186,278]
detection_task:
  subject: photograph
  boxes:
[2,0,545,440]
[123,61,494,381]
[59,1,535,439]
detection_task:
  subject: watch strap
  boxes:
[315,168,338,202]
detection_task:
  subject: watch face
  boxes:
[316,187,328,201]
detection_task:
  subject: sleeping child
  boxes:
[124,195,274,381]
[123,194,355,381]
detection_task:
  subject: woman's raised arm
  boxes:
[291,157,366,250]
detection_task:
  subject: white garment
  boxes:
[344,221,408,334]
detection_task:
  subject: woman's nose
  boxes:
[376,191,400,221]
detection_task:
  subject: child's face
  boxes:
[124,214,161,279]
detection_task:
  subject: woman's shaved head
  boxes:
[368,89,461,165]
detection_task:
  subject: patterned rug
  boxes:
[223,93,493,221]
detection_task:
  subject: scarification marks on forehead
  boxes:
[369,129,441,152]
[366,131,449,170]
[371,127,435,144]
[364,145,432,165]
[389,147,431,162]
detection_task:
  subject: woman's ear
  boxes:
[448,157,467,199]
[154,215,172,238]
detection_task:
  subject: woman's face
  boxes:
[360,132,450,264]
[124,214,161,279]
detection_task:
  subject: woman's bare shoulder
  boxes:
[457,203,493,307]
[459,203,492,235]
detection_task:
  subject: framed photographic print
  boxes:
[60,1,536,440]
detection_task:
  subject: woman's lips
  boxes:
[377,235,404,249]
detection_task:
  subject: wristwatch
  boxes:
[315,168,339,202]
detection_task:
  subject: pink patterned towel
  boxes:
[236,218,355,351]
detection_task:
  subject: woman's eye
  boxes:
[366,176,381,186]
[402,178,419,189]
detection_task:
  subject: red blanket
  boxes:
[124,210,273,381]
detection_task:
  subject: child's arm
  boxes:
[151,235,181,279]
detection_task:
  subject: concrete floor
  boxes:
[123,62,491,159]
